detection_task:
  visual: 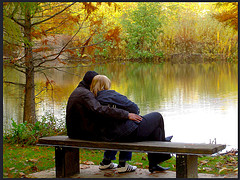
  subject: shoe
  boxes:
[99,162,118,170]
[149,165,170,173]
[165,135,173,142]
[117,163,137,173]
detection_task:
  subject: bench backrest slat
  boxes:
[38,136,226,155]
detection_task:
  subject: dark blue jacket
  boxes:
[97,90,140,115]
[96,90,140,140]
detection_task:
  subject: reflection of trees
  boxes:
[95,62,238,113]
[3,67,25,131]
[4,62,238,125]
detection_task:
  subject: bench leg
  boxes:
[176,154,198,178]
[55,146,80,178]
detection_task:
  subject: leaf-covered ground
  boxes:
[3,143,238,178]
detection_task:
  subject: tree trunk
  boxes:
[23,7,36,124]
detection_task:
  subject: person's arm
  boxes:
[80,89,142,121]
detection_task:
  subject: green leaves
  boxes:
[4,114,66,145]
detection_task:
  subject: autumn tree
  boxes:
[213,2,238,31]
[3,2,118,124]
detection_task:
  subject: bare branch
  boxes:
[32,2,76,26]
[10,16,25,27]
[4,81,25,86]
[3,39,25,48]
[34,14,88,67]
[4,63,26,74]
[35,87,47,98]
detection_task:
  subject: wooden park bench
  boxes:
[37,135,226,178]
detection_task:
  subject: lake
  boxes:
[3,61,238,151]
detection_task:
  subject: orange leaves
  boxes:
[57,58,67,65]
[104,26,121,45]
[82,2,98,15]
[82,2,113,15]
[90,19,103,27]
[83,160,94,165]
[213,2,238,30]
[45,79,55,88]
[64,49,75,55]
[31,31,42,39]
[41,39,48,46]
[10,57,18,64]
[71,15,80,23]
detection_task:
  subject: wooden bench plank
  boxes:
[38,135,226,155]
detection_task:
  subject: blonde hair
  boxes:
[90,75,111,96]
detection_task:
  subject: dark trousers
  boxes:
[103,150,132,161]
[116,112,171,166]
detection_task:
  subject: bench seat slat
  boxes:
[38,136,226,155]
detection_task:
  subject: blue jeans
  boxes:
[104,150,132,161]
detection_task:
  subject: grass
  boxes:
[3,143,238,178]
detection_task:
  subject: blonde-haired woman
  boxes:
[90,75,172,173]
[90,75,111,96]
[91,75,139,173]
[91,75,140,114]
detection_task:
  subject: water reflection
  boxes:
[3,62,238,150]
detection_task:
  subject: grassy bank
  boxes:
[3,143,238,178]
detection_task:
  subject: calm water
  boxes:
[3,61,238,151]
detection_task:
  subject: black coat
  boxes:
[66,81,138,141]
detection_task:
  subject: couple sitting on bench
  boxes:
[66,71,173,173]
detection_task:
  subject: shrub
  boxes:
[3,114,66,145]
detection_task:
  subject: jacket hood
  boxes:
[77,80,89,89]
[77,71,98,90]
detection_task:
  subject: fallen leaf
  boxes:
[9,167,15,171]
[135,162,143,166]
[80,165,90,169]
[200,160,208,165]
[83,161,94,165]
[19,172,25,177]
[203,167,212,172]
[104,172,115,177]
[31,166,38,172]
[142,156,147,160]
[219,167,228,173]
[29,159,38,163]
[234,168,238,172]
[3,173,8,176]
[229,157,237,162]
